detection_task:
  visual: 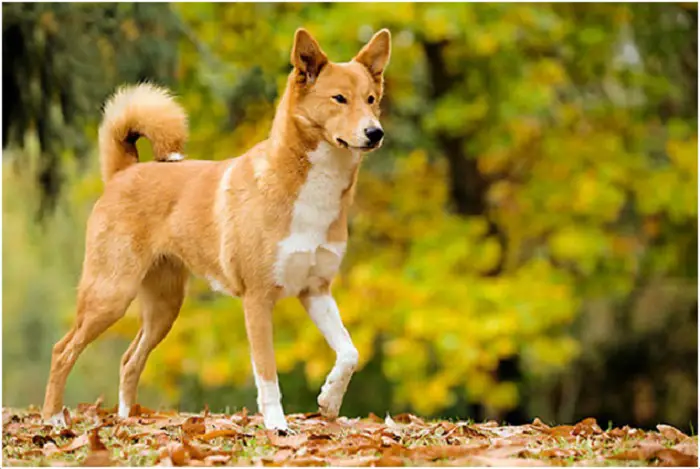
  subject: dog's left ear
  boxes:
[353,29,391,80]
[291,28,328,84]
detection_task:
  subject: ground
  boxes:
[2,404,698,466]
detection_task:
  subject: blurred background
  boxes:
[2,3,697,432]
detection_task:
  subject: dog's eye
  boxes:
[368,95,375,104]
[332,94,347,104]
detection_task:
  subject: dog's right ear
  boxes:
[291,28,328,85]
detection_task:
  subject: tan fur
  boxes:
[42,28,391,423]
[98,83,188,182]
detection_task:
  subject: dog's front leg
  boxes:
[299,292,359,418]
[243,293,288,431]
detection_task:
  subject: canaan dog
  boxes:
[42,28,391,431]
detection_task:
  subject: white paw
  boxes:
[317,384,342,418]
[118,390,131,418]
[47,410,68,427]
[317,360,355,419]
[263,404,288,431]
[118,403,131,419]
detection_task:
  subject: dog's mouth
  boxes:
[336,138,379,151]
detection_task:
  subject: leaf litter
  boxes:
[2,403,698,467]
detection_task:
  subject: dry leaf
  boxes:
[469,456,549,466]
[655,448,698,467]
[182,417,206,437]
[657,424,689,444]
[82,450,113,467]
[203,454,231,465]
[673,436,699,457]
[267,431,308,449]
[572,417,603,437]
[5,408,695,467]
[196,429,242,441]
[54,432,90,454]
[609,442,665,461]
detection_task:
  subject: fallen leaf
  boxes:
[129,404,157,417]
[61,407,73,427]
[204,454,231,465]
[609,442,665,461]
[89,427,107,451]
[657,424,689,444]
[82,450,113,467]
[267,431,308,449]
[469,456,548,466]
[328,455,379,466]
[196,429,243,441]
[53,432,90,454]
[285,456,327,466]
[544,425,575,439]
[182,416,206,437]
[183,436,207,461]
[655,448,698,467]
[384,413,399,428]
[572,417,602,437]
[531,417,550,429]
[160,442,188,466]
[673,436,699,457]
[230,408,249,426]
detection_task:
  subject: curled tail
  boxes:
[98,83,188,182]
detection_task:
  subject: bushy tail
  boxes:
[98,83,188,182]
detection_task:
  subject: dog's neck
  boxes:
[259,76,361,203]
[269,75,357,162]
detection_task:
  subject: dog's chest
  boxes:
[274,144,357,297]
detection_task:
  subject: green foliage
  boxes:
[2,3,182,214]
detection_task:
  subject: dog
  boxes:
[42,28,391,431]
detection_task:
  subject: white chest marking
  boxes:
[274,142,357,297]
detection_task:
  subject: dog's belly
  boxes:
[276,241,346,297]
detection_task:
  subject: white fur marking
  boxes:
[274,142,356,297]
[213,160,242,295]
[251,361,288,430]
[253,155,270,181]
[206,275,231,295]
[304,294,358,418]
[118,389,130,418]
[48,410,67,427]
[165,152,185,161]
[219,160,237,193]
[118,331,148,418]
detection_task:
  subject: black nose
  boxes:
[364,126,384,145]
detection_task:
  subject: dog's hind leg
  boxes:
[42,272,140,423]
[118,258,187,418]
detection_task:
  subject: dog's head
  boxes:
[289,28,391,152]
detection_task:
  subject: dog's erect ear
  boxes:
[291,28,328,84]
[353,29,391,79]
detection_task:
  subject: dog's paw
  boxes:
[263,405,289,432]
[45,408,69,427]
[317,389,341,419]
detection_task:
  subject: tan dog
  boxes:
[42,28,391,430]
